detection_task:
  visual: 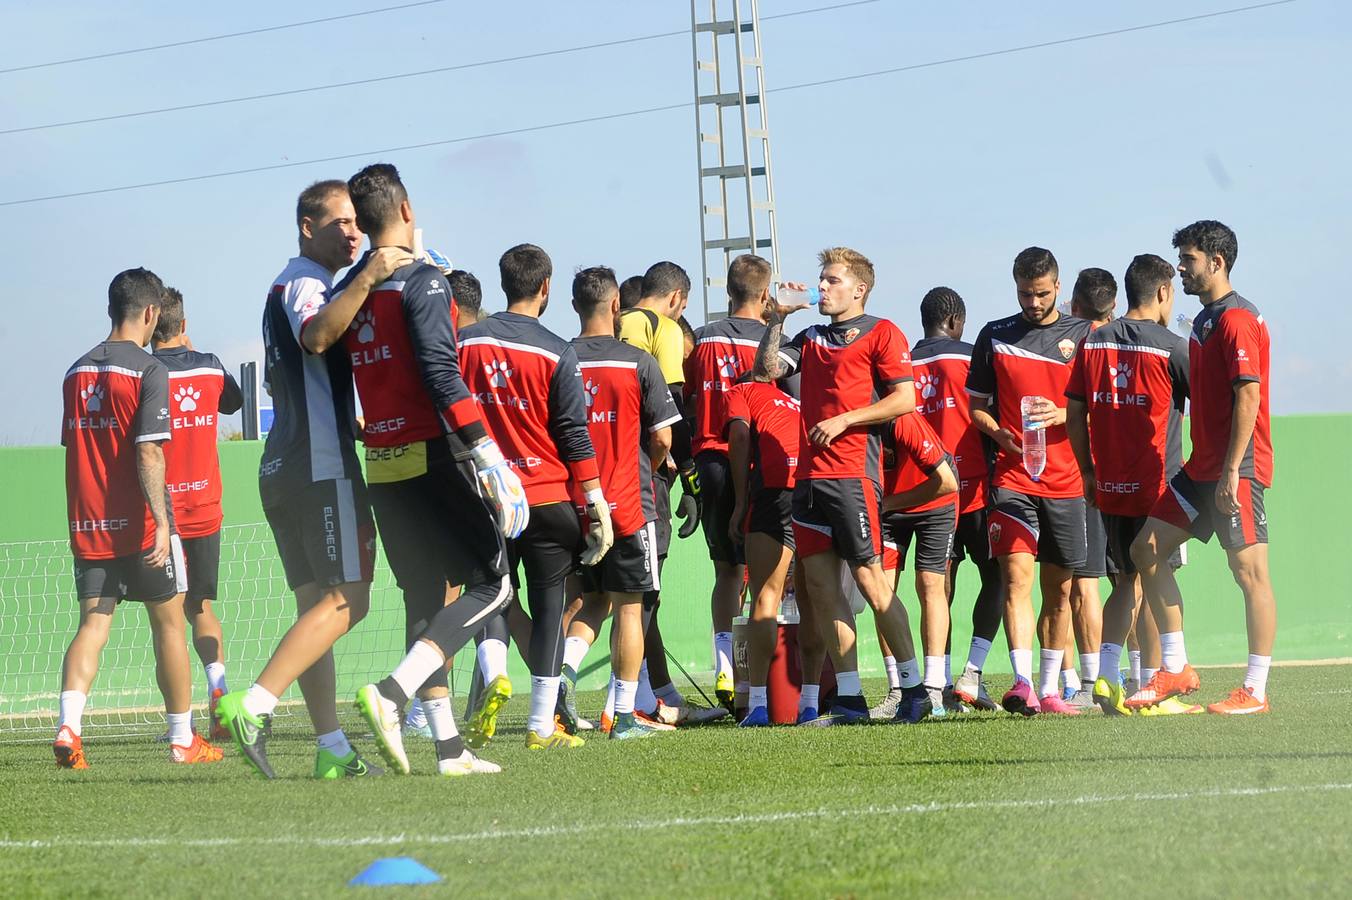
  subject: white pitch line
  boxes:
[3,781,1350,851]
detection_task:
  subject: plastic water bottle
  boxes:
[777,285,820,306]
[1020,395,1047,482]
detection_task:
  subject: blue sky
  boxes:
[1,0,1345,443]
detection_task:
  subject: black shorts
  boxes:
[1104,513,1187,575]
[1151,469,1269,550]
[73,535,187,603]
[882,504,957,574]
[747,486,794,549]
[986,486,1087,569]
[791,477,884,565]
[695,450,742,564]
[653,470,673,560]
[265,477,376,591]
[181,531,221,604]
[951,508,992,566]
[1076,505,1112,579]
[509,501,585,591]
[580,521,659,594]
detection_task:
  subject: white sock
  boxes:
[749,685,768,708]
[1142,666,1159,684]
[404,697,427,729]
[835,670,862,698]
[204,661,227,695]
[1160,631,1188,674]
[799,684,819,711]
[896,657,922,689]
[967,637,993,672]
[604,673,616,719]
[527,675,561,736]
[423,696,458,741]
[1010,648,1033,685]
[636,662,657,714]
[166,711,193,746]
[1244,654,1272,700]
[316,728,352,758]
[390,640,445,700]
[944,654,952,685]
[1099,643,1124,682]
[714,631,734,677]
[243,683,279,719]
[1062,666,1081,692]
[1129,651,1142,682]
[1080,653,1100,685]
[614,679,638,716]
[58,690,87,737]
[562,636,590,673]
[1038,649,1064,698]
[654,682,685,706]
[922,656,945,689]
[477,638,509,682]
[883,655,901,690]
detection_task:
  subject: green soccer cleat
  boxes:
[314,747,385,779]
[556,666,580,735]
[1093,676,1133,717]
[610,712,667,740]
[214,690,275,779]
[355,684,410,775]
[714,671,736,714]
[465,674,512,749]
[526,723,585,750]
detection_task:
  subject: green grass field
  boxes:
[4,667,1350,898]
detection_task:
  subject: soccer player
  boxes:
[1065,253,1189,715]
[685,255,772,708]
[966,247,1092,715]
[151,287,243,739]
[560,266,682,738]
[56,267,221,768]
[1130,220,1276,714]
[215,179,405,779]
[766,247,925,725]
[910,288,1003,712]
[458,243,613,749]
[448,269,485,329]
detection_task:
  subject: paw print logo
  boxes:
[81,383,104,412]
[174,385,201,413]
[350,309,375,343]
[485,359,513,388]
[916,373,939,399]
[716,354,739,379]
[584,378,600,408]
[1110,362,1133,389]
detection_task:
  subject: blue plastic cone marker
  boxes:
[349,857,443,886]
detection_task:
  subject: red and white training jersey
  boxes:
[153,346,243,538]
[911,336,987,514]
[683,315,766,457]
[61,341,173,560]
[883,411,956,513]
[723,380,802,491]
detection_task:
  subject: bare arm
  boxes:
[649,426,672,470]
[1215,381,1260,514]
[970,394,1021,455]
[809,380,915,447]
[881,459,958,513]
[727,419,752,544]
[137,441,171,567]
[1066,397,1094,506]
[301,247,413,354]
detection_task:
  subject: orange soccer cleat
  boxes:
[209,688,229,741]
[171,732,225,764]
[1125,665,1201,709]
[1206,686,1270,715]
[53,726,89,770]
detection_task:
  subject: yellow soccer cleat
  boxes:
[465,674,512,749]
[1092,676,1133,717]
[714,671,735,713]
[1138,695,1205,716]
[526,722,585,750]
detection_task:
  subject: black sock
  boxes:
[435,735,465,760]
[377,676,409,710]
[836,694,868,713]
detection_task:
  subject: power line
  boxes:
[0,0,451,75]
[0,1,1296,208]
[0,1,880,136]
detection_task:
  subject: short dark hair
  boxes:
[678,315,696,346]
[919,286,965,331]
[1124,254,1176,309]
[152,287,185,343]
[1013,246,1058,282]
[619,275,644,310]
[572,266,618,319]
[108,268,166,324]
[347,163,408,235]
[296,179,348,230]
[640,261,690,301]
[448,270,482,316]
[1172,219,1237,274]
[499,243,552,302]
[727,254,772,307]
[1071,268,1117,321]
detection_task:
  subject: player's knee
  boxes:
[1226,552,1267,592]
[1129,534,1159,571]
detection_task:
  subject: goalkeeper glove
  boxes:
[470,438,530,539]
[580,488,615,566]
[676,465,701,540]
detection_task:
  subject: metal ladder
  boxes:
[690,0,780,322]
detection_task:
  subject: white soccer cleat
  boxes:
[355,684,410,775]
[437,750,502,776]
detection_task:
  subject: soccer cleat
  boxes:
[557,669,580,735]
[315,747,384,779]
[894,685,935,724]
[1001,679,1041,717]
[633,710,676,731]
[599,712,614,734]
[53,726,88,770]
[801,701,870,727]
[402,721,432,740]
[214,690,275,779]
[714,671,736,713]
[652,699,682,727]
[942,685,970,714]
[576,716,596,731]
[438,750,502,776]
[355,684,410,775]
[1139,695,1205,716]
[1093,676,1133,717]
[526,723,586,749]
[610,712,667,740]
[1206,685,1270,715]
[1038,693,1081,715]
[1066,687,1097,712]
[170,732,224,764]
[1123,677,1141,698]
[924,685,947,720]
[953,670,999,712]
[465,674,512,749]
[739,706,771,727]
[868,688,904,721]
[1061,685,1077,702]
[796,706,819,725]
[682,704,731,726]
[1125,665,1201,709]
[209,688,229,741]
